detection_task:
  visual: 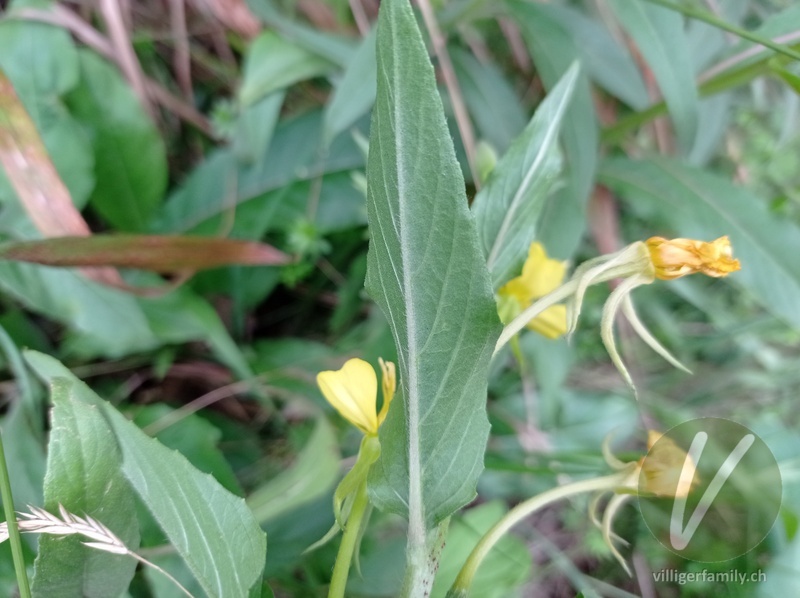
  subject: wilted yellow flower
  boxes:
[317,357,395,436]
[497,242,567,339]
[497,235,741,398]
[639,430,698,499]
[591,429,697,575]
[646,236,741,280]
[450,427,693,593]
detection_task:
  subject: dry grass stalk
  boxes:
[0,505,195,597]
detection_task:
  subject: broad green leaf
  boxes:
[472,62,579,289]
[0,18,78,100]
[25,352,268,598]
[599,157,800,329]
[31,378,139,598]
[239,31,335,106]
[323,27,377,146]
[132,404,243,495]
[607,0,699,151]
[451,48,527,153]
[535,4,649,111]
[365,0,501,536]
[508,0,598,259]
[0,261,159,358]
[65,51,167,231]
[247,418,339,523]
[0,19,93,210]
[151,111,365,234]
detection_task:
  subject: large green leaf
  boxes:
[0,261,159,358]
[365,0,501,544]
[472,62,579,289]
[31,378,139,598]
[599,157,800,329]
[25,352,268,598]
[151,111,365,234]
[239,31,335,106]
[0,20,94,209]
[507,0,598,259]
[65,51,167,232]
[607,0,699,151]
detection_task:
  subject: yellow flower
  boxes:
[639,430,698,499]
[497,235,741,397]
[591,429,697,574]
[317,358,396,436]
[497,242,567,339]
[646,236,741,280]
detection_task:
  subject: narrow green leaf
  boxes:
[507,0,598,258]
[535,4,649,111]
[323,28,377,146]
[365,0,501,539]
[65,51,167,232]
[25,352,268,598]
[246,0,356,67]
[599,157,800,328]
[31,378,139,598]
[607,0,699,151]
[450,49,527,153]
[472,62,579,289]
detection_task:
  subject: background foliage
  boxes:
[0,0,798,596]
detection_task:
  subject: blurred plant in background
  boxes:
[0,0,797,596]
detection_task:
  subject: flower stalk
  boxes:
[446,471,634,598]
[313,357,396,597]
[328,479,370,598]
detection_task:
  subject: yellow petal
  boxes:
[646,236,741,281]
[377,358,396,427]
[498,242,567,305]
[317,358,378,435]
[521,242,567,298]
[525,304,567,339]
[641,432,698,498]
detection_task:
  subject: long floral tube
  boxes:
[445,471,632,597]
